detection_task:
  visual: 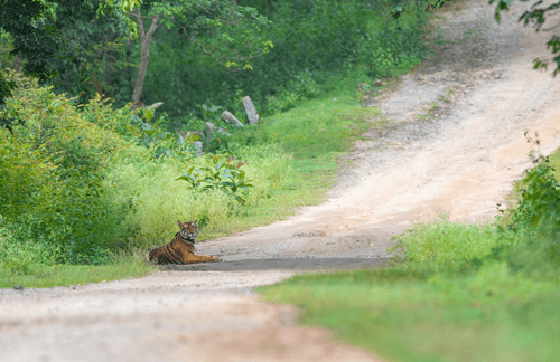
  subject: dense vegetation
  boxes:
[1,0,436,127]
[0,0,439,282]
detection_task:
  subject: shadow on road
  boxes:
[157,257,393,272]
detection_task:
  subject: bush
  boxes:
[0,215,65,275]
[0,70,140,264]
[101,141,291,249]
[492,139,560,276]
[392,214,499,272]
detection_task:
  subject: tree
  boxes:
[0,0,143,114]
[0,0,141,82]
[129,7,160,106]
[490,0,560,77]
[127,0,273,107]
[0,0,273,112]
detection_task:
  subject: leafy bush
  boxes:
[0,70,140,264]
[102,141,291,248]
[491,134,560,275]
[0,130,58,222]
[176,153,253,205]
[79,94,199,162]
[0,215,65,276]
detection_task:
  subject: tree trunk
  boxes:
[131,10,160,110]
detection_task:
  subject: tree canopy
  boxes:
[0,0,273,109]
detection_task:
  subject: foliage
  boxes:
[181,101,225,133]
[490,132,560,274]
[391,215,499,272]
[0,0,434,130]
[147,0,273,72]
[0,67,16,106]
[0,215,65,276]
[79,94,199,162]
[0,0,140,85]
[177,153,253,205]
[0,69,138,264]
[102,142,289,248]
[129,0,432,128]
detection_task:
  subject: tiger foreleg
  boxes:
[182,253,221,264]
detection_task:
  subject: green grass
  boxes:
[95,72,383,246]
[259,264,560,362]
[258,141,560,362]
[0,254,155,289]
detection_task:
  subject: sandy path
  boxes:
[2,0,560,361]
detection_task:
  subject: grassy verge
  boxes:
[258,143,560,361]
[259,264,560,362]
[0,254,155,289]
[202,77,384,238]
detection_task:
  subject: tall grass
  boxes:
[101,142,292,247]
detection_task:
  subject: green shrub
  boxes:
[101,140,291,248]
[392,214,499,272]
[491,141,560,277]
[0,130,58,221]
[0,70,141,264]
[177,153,254,205]
[0,215,65,276]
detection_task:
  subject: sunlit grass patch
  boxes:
[392,214,500,271]
[0,262,155,289]
[0,251,155,289]
[259,260,560,362]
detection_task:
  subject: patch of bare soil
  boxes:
[2,0,560,360]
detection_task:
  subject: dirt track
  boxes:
[2,0,560,361]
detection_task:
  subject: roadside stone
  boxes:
[193,141,203,157]
[242,96,259,125]
[222,111,244,127]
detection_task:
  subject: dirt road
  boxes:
[2,0,560,361]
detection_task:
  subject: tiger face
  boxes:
[177,220,198,243]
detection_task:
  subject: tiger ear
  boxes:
[194,219,198,225]
[177,220,181,227]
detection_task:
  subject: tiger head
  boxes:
[177,220,198,242]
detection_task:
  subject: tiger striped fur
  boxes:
[148,220,220,265]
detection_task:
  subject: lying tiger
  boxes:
[148,220,221,265]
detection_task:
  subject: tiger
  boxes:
[148,220,221,265]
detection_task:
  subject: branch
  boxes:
[183,32,242,72]
[181,30,266,72]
